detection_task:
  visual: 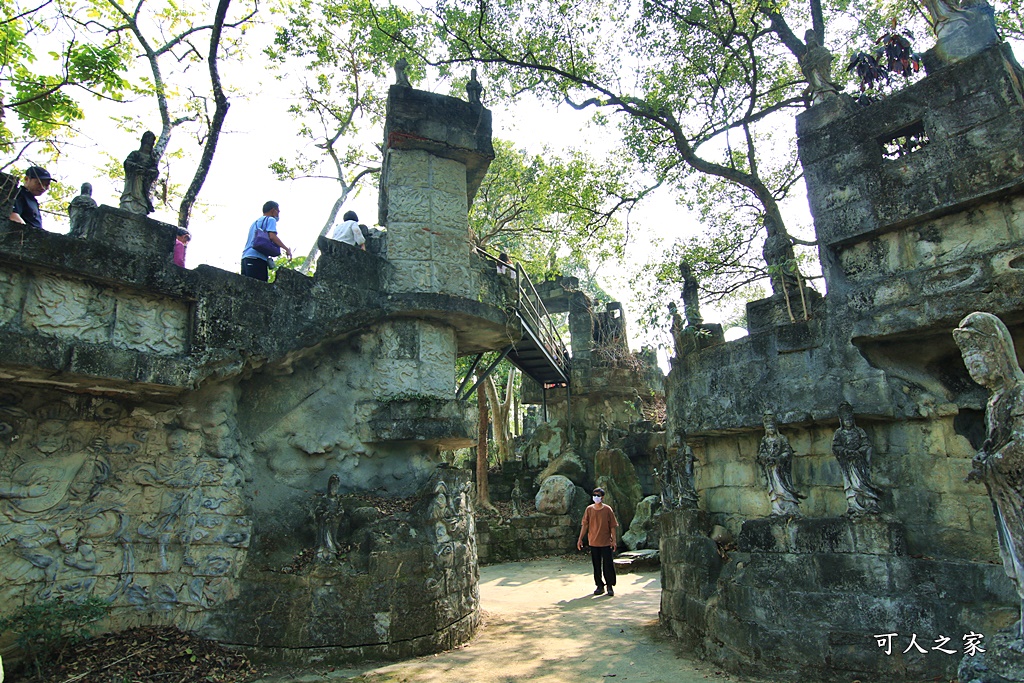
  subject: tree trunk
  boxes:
[477,379,492,509]
[177,0,231,228]
[483,369,516,463]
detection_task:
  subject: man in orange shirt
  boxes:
[577,487,619,596]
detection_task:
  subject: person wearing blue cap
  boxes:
[10,166,51,229]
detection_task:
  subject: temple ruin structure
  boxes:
[661,41,1024,681]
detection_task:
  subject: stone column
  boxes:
[379,85,494,300]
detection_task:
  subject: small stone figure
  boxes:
[466,68,483,106]
[120,131,159,215]
[673,429,699,509]
[668,301,685,356]
[311,474,344,563]
[511,479,524,518]
[598,415,609,449]
[762,214,800,295]
[831,402,882,515]
[679,260,704,327]
[654,444,676,509]
[757,411,804,516]
[67,182,98,233]
[800,29,839,105]
[394,57,411,87]
[953,312,1024,640]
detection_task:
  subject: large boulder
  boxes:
[622,495,661,550]
[536,450,586,487]
[594,447,643,531]
[521,421,566,468]
[535,475,576,515]
[568,485,589,526]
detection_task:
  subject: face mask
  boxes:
[593,496,602,503]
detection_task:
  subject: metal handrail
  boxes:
[472,246,569,381]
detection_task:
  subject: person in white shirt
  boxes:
[329,210,366,250]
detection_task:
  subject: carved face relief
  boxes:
[37,420,68,455]
[962,346,1001,389]
[840,414,855,429]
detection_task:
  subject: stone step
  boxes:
[613,549,660,572]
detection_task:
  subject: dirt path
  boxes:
[257,556,769,683]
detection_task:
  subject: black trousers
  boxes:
[241,257,269,282]
[590,545,616,587]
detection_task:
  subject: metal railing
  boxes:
[473,247,570,382]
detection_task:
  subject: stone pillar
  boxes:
[370,319,457,400]
[379,85,494,300]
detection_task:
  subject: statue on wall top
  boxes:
[312,474,344,562]
[762,214,800,295]
[119,131,159,215]
[831,402,882,515]
[466,68,483,106]
[679,260,704,327]
[922,0,995,40]
[800,29,839,105]
[668,301,685,356]
[394,57,411,87]
[757,411,804,516]
[68,182,97,233]
[953,311,1024,639]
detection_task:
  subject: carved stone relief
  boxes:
[0,393,249,621]
[15,271,189,356]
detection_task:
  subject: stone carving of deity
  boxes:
[762,214,801,296]
[800,29,839,105]
[598,415,609,449]
[654,444,675,509]
[679,260,704,327]
[120,131,159,215]
[394,57,411,87]
[831,402,882,515]
[510,479,524,518]
[311,474,344,562]
[757,411,804,516]
[0,407,120,593]
[68,182,98,233]
[668,301,685,357]
[466,68,483,106]
[953,311,1024,639]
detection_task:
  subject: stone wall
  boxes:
[476,515,576,564]
[661,44,1024,681]
[0,82,507,663]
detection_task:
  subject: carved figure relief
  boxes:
[657,431,699,510]
[757,411,804,516]
[831,402,882,515]
[0,395,248,621]
[953,311,1024,639]
[311,474,345,562]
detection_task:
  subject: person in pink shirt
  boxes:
[173,228,190,267]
